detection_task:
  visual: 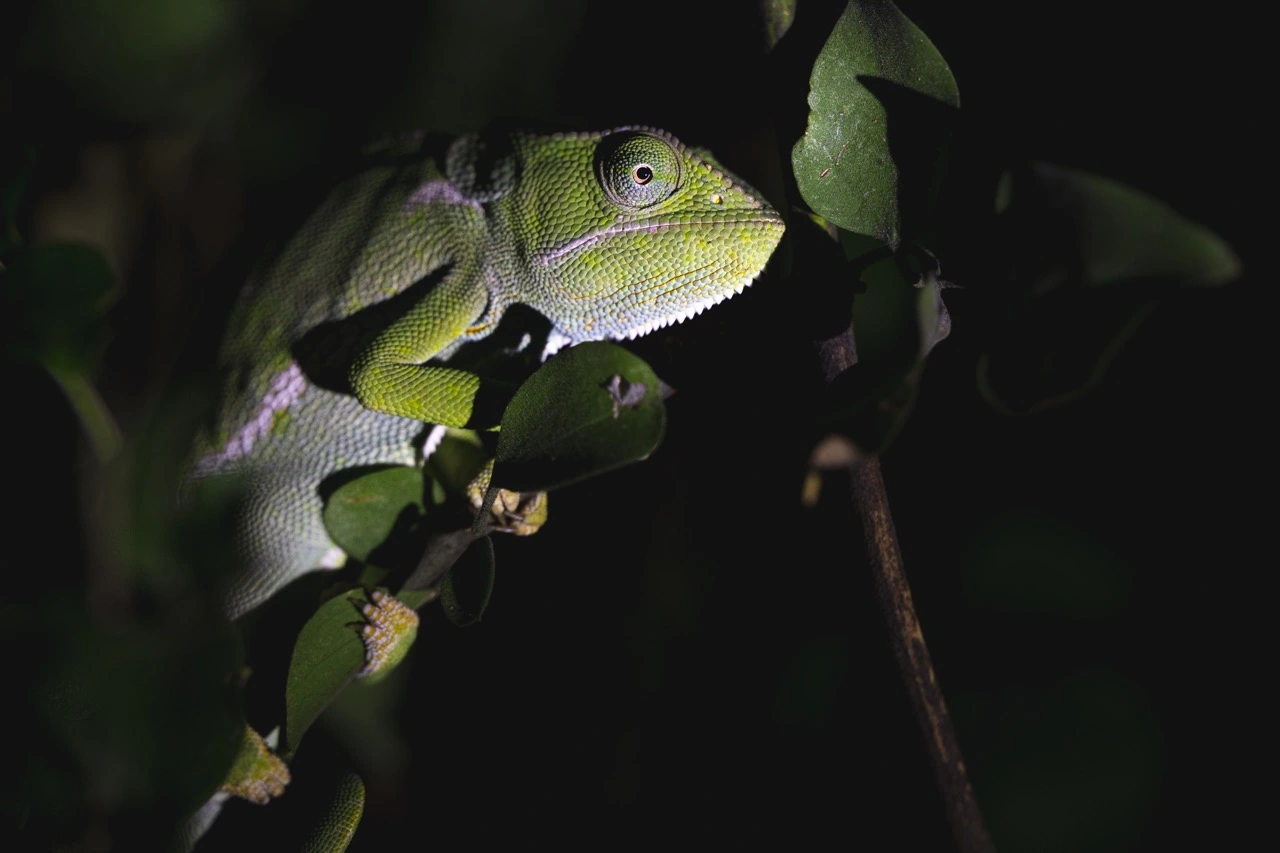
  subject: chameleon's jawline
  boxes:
[534,213,783,267]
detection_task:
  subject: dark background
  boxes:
[5,2,1265,850]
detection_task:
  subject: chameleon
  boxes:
[191,126,785,621]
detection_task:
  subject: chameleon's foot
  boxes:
[479,487,548,536]
[466,459,548,536]
[220,725,291,804]
[358,589,420,680]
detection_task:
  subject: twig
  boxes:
[817,333,995,853]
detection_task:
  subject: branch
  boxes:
[816,333,995,853]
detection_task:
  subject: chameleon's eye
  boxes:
[597,132,680,209]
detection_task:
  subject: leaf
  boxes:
[1000,162,1241,292]
[322,467,426,564]
[440,536,496,627]
[33,614,245,819]
[980,163,1240,414]
[825,254,951,453]
[978,290,1157,416]
[284,591,369,754]
[2,242,122,459]
[792,0,959,248]
[423,429,490,496]
[492,341,666,492]
[955,671,1161,852]
[3,244,116,371]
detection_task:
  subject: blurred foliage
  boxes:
[2,242,121,459]
[3,0,1248,850]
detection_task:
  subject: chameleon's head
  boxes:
[515,127,785,343]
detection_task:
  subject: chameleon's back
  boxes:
[195,144,462,616]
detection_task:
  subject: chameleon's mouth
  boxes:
[607,259,775,341]
[533,211,784,267]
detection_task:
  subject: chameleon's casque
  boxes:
[195,127,784,616]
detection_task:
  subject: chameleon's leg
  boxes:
[349,264,496,429]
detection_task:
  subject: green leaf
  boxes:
[825,253,950,453]
[1000,162,1241,291]
[980,163,1240,414]
[3,242,122,459]
[792,0,959,248]
[20,0,248,123]
[441,536,496,627]
[492,341,666,492]
[423,429,490,496]
[284,591,370,754]
[955,671,1161,852]
[33,613,245,819]
[322,467,426,564]
[978,290,1157,416]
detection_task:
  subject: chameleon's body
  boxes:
[194,127,784,617]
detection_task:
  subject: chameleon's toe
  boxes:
[358,590,420,680]
[220,725,291,804]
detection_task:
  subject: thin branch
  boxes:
[817,334,995,853]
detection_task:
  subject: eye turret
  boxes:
[596,132,680,209]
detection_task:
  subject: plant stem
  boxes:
[850,455,994,853]
[817,333,995,853]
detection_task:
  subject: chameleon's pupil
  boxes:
[634,165,653,185]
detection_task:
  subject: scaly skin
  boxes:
[194,127,784,617]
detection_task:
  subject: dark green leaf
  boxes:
[284,591,369,754]
[955,671,1161,852]
[981,164,1239,414]
[962,511,1131,620]
[825,254,950,452]
[3,243,122,458]
[440,536,496,627]
[761,0,797,51]
[3,243,117,371]
[20,0,248,123]
[33,614,245,819]
[978,290,1157,416]
[1000,162,1241,292]
[792,0,959,247]
[423,430,489,496]
[322,467,426,563]
[492,341,666,492]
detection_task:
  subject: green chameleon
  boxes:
[188,128,783,842]
[193,126,784,620]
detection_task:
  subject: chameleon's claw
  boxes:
[358,589,420,680]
